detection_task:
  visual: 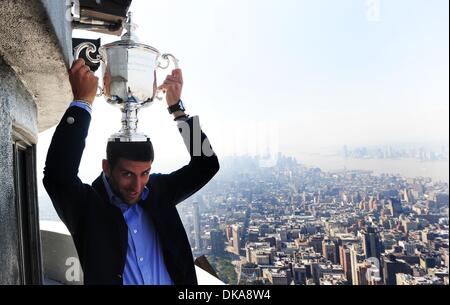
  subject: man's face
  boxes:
[103,158,152,204]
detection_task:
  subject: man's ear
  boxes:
[102,159,111,177]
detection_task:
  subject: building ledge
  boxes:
[0,0,73,132]
[40,221,225,285]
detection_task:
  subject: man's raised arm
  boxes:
[43,59,98,232]
[153,69,220,206]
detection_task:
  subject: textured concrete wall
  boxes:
[0,0,73,132]
[0,56,38,285]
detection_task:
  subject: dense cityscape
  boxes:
[179,154,449,285]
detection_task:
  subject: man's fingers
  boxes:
[158,70,183,92]
[172,69,183,80]
[162,80,180,86]
[172,69,182,77]
[71,58,85,70]
[166,75,182,83]
[76,65,90,75]
[70,62,92,78]
[157,84,168,91]
[84,65,93,74]
[70,58,86,74]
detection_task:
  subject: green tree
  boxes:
[207,255,238,285]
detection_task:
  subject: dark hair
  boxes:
[106,140,154,168]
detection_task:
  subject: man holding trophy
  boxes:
[43,15,220,285]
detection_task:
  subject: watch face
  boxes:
[179,100,185,111]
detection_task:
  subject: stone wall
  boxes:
[0,56,38,284]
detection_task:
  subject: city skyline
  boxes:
[177,154,449,285]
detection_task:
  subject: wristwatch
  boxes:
[167,99,186,114]
[174,114,190,122]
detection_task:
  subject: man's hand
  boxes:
[68,58,99,105]
[158,69,183,106]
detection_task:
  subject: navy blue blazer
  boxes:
[43,106,220,285]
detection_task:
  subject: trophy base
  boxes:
[108,132,150,143]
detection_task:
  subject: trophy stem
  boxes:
[121,107,139,135]
[109,105,148,142]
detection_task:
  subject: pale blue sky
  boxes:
[37,0,449,187]
[130,0,449,145]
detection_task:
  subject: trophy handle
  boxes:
[96,86,104,97]
[155,53,180,100]
[74,42,105,97]
[155,90,164,101]
[157,53,180,70]
[73,42,103,64]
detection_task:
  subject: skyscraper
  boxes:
[363,227,383,261]
[385,197,402,217]
[210,229,225,256]
[350,244,365,285]
[193,201,202,251]
[356,262,370,285]
[309,235,325,254]
[232,224,241,256]
[369,197,379,211]
[339,245,353,284]
[322,239,338,264]
[383,255,413,285]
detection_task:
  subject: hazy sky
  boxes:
[37,0,449,189]
[128,0,449,148]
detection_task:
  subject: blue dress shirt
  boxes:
[102,174,174,285]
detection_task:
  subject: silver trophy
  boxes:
[74,12,179,142]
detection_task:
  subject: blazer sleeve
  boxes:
[154,116,220,207]
[42,106,93,235]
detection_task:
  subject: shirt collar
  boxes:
[102,172,149,211]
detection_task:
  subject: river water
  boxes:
[294,153,449,183]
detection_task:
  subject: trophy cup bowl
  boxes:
[74,12,179,142]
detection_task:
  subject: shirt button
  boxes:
[66,116,75,124]
[133,229,138,234]
[139,257,144,262]
[117,274,122,279]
